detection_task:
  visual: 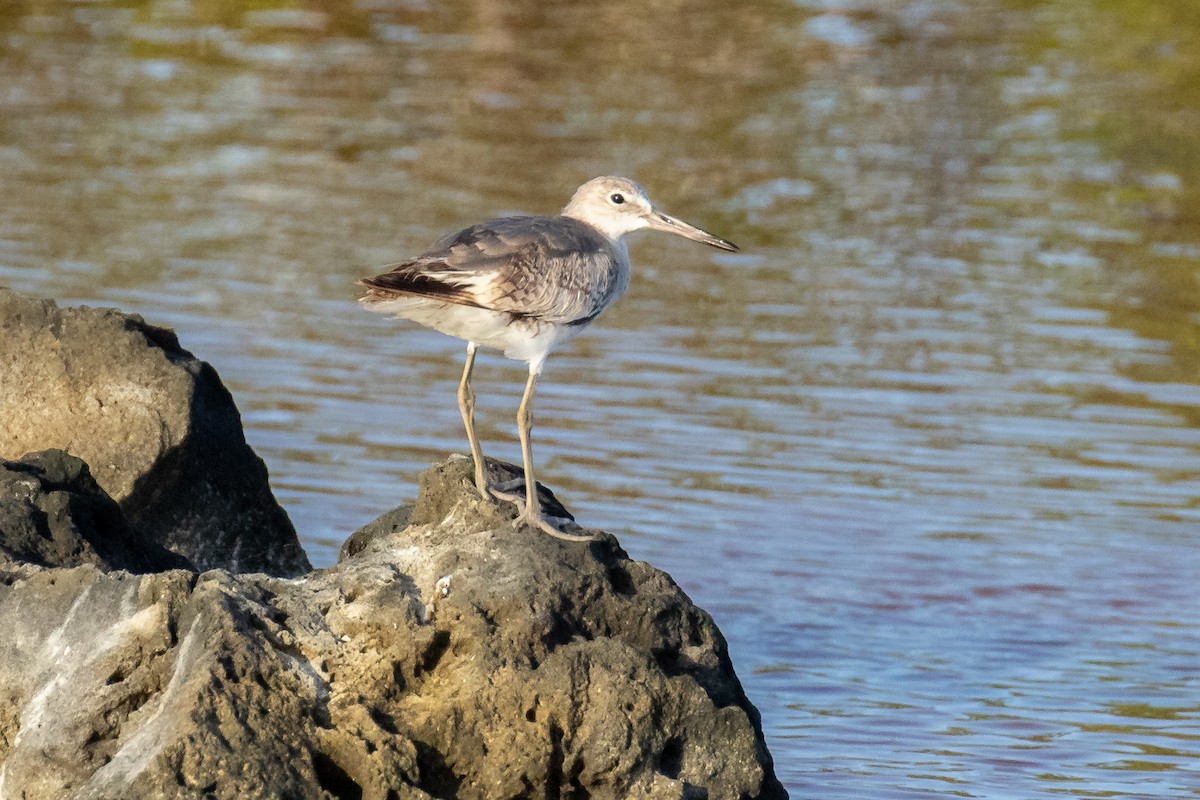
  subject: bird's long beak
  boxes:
[648,210,740,252]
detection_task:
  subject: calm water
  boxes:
[3,0,1200,795]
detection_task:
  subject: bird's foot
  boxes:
[514,508,597,542]
[479,465,582,536]
[486,478,526,506]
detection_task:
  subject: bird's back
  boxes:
[361,215,630,327]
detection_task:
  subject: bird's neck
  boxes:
[561,211,632,244]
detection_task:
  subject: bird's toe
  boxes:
[515,509,596,542]
[487,479,525,505]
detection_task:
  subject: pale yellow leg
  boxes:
[513,367,595,542]
[457,342,489,498]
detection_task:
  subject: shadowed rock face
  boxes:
[0,449,190,574]
[0,288,309,576]
[0,456,787,799]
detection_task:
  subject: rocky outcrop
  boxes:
[0,288,308,576]
[0,456,785,799]
[0,289,786,798]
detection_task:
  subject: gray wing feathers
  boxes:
[362,216,627,326]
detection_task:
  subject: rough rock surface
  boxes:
[0,455,787,799]
[0,449,189,574]
[0,289,785,798]
[0,288,309,576]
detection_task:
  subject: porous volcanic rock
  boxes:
[0,287,308,576]
[0,455,787,799]
[0,288,785,798]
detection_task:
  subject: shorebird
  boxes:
[358,176,738,541]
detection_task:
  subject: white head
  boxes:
[561,176,739,251]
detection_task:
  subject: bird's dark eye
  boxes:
[610,193,625,205]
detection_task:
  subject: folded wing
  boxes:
[359,216,627,326]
